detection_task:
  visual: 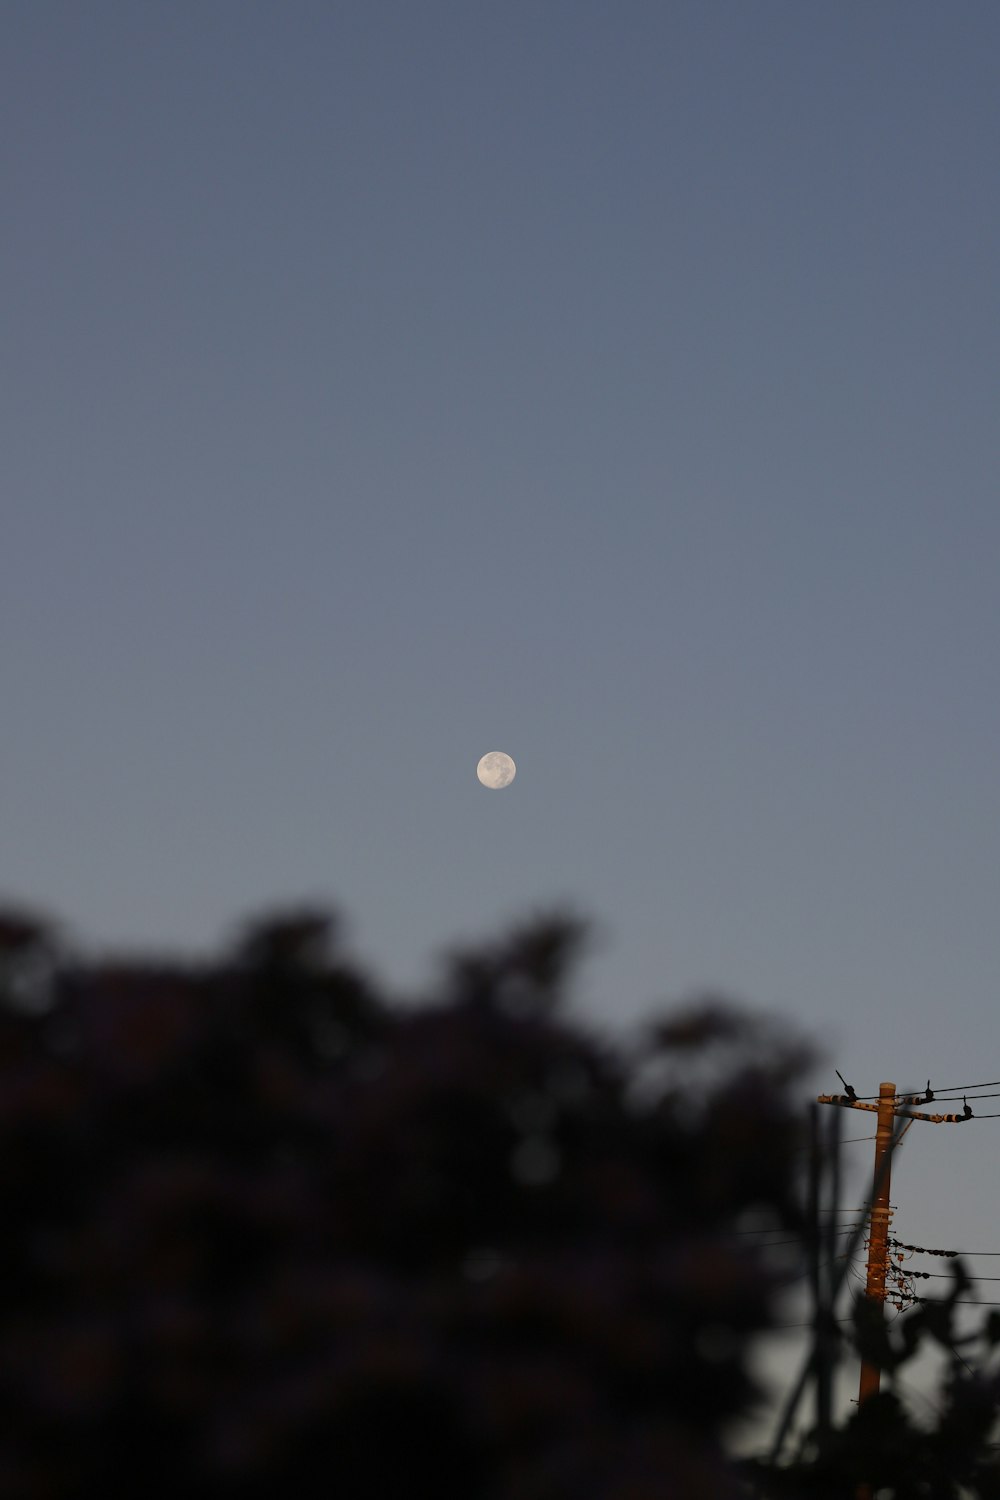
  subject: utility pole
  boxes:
[857,1081,897,1407]
[771,1078,971,1483]
[813,1078,973,1500]
[816,1079,972,1408]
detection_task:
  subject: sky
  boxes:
[3,3,999,1293]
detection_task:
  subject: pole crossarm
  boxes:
[817,1094,971,1124]
[894,1106,971,1124]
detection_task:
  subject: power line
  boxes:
[849,1077,1000,1101]
[893,1371,947,1420]
[891,1240,958,1258]
[892,1241,1000,1258]
[771,1317,856,1330]
[908,1297,1000,1307]
[915,1090,1000,1103]
[737,1216,866,1229]
[733,1237,803,1247]
[904,1272,1000,1281]
[808,1207,882,1214]
[730,1225,862,1243]
[928,1078,1000,1095]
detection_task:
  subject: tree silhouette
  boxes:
[3,903,998,1498]
[744,1263,1000,1500]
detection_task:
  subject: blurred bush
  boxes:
[0,903,811,1498]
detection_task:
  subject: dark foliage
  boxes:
[0,903,813,1498]
[3,904,998,1498]
[744,1265,1000,1500]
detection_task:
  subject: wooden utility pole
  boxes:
[857,1081,897,1407]
[812,1078,972,1500]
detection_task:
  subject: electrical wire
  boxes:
[770,1317,856,1329]
[849,1077,1000,1101]
[892,1241,1000,1258]
[892,1372,947,1420]
[910,1090,1000,1103]
[733,1234,855,1243]
[909,1297,1000,1307]
[905,1272,1000,1281]
[925,1078,1000,1094]
[946,1343,977,1379]
[732,1237,803,1247]
[890,1240,959,1258]
[805,1207,881,1214]
[730,1232,862,1248]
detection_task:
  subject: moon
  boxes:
[476,751,516,789]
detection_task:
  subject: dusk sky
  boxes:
[4,4,999,1264]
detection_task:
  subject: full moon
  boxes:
[476,751,516,789]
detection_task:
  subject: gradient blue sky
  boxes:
[3,4,999,1257]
